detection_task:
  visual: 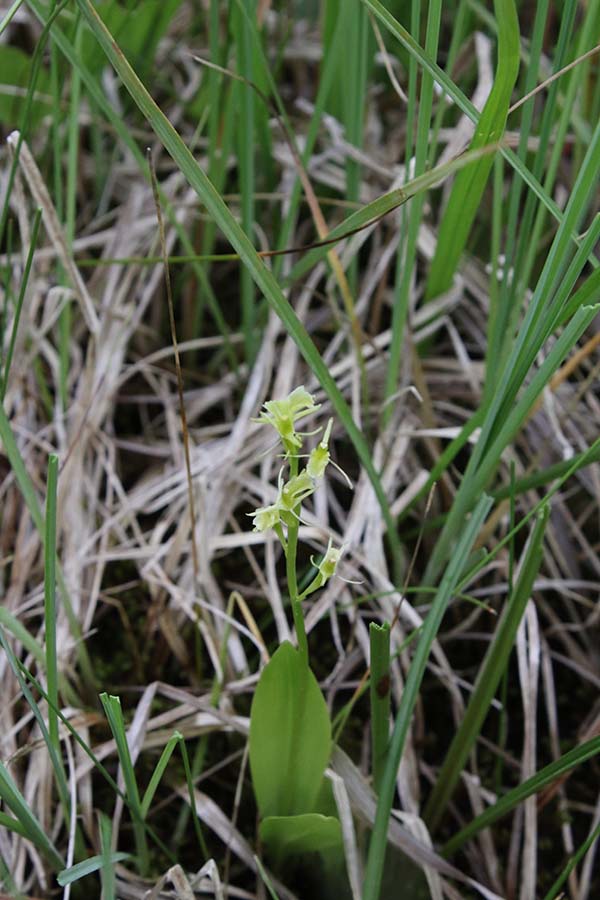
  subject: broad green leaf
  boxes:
[425,0,520,301]
[249,642,331,818]
[260,814,342,859]
[0,46,51,127]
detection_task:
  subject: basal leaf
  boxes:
[260,813,342,859]
[249,642,331,818]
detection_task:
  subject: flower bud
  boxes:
[307,419,333,479]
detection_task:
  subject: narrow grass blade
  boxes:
[491,442,600,500]
[362,0,600,262]
[443,733,600,856]
[178,734,210,859]
[0,0,68,249]
[140,732,181,818]
[98,811,116,900]
[362,494,493,900]
[541,818,600,900]
[423,506,549,831]
[7,653,177,866]
[0,606,44,663]
[73,0,402,564]
[254,854,281,900]
[0,627,69,809]
[0,0,26,35]
[0,403,95,688]
[232,0,256,361]
[0,760,63,870]
[44,453,59,753]
[1,207,42,400]
[369,621,391,794]
[0,811,29,840]
[425,0,520,301]
[99,693,148,874]
[385,0,442,413]
[286,141,501,286]
[57,852,130,887]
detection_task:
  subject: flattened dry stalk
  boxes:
[6,131,99,334]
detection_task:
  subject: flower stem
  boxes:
[285,454,308,662]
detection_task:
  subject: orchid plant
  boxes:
[249,386,345,662]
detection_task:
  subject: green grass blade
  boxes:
[98,811,116,900]
[0,812,29,841]
[362,0,599,267]
[140,732,181,818]
[286,141,502,286]
[384,0,441,415]
[178,734,209,859]
[491,442,600,500]
[44,453,59,754]
[423,506,548,831]
[369,621,391,794]
[0,760,63,870]
[423,299,599,585]
[0,0,26,35]
[541,818,600,900]
[443,733,600,856]
[0,403,95,688]
[0,627,70,808]
[9,652,177,865]
[362,494,493,900]
[1,207,42,400]
[233,0,256,361]
[424,0,520,301]
[0,607,45,664]
[99,693,148,874]
[57,852,130,887]
[254,854,281,900]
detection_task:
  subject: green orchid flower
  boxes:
[253,386,320,451]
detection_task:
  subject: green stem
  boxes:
[369,621,391,794]
[285,455,308,662]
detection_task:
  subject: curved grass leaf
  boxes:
[362,494,493,900]
[0,760,63,870]
[443,733,600,856]
[423,506,548,830]
[425,0,520,300]
[362,0,599,267]
[57,852,130,887]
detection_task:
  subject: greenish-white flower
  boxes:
[253,386,320,450]
[317,538,344,582]
[250,502,281,533]
[280,470,314,511]
[307,418,333,479]
[250,469,316,533]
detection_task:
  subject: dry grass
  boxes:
[1,3,600,899]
